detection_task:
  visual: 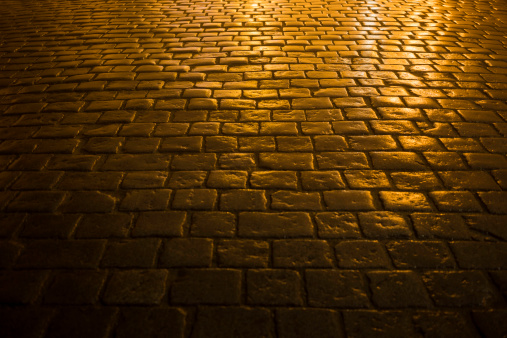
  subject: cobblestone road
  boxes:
[0,0,506,336]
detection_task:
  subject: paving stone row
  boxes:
[0,0,506,336]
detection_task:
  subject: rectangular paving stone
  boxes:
[155,99,186,110]
[367,271,432,308]
[154,123,189,136]
[306,270,370,308]
[259,153,314,170]
[379,191,432,211]
[247,269,304,306]
[422,271,503,307]
[207,170,248,188]
[343,311,417,338]
[220,99,256,109]
[217,239,269,268]
[0,140,37,154]
[190,212,236,238]
[102,154,170,171]
[332,97,367,107]
[472,310,507,338]
[159,238,213,267]
[191,307,273,338]
[386,240,456,269]
[349,135,398,150]
[75,213,132,238]
[411,213,472,239]
[378,107,425,120]
[35,139,80,154]
[33,125,82,138]
[45,307,117,338]
[43,270,107,305]
[358,212,412,238]
[439,171,501,190]
[0,127,38,141]
[429,191,483,212]
[170,269,241,305]
[307,109,344,121]
[292,98,333,109]
[464,153,507,169]
[0,240,22,268]
[188,97,218,110]
[345,170,391,189]
[250,171,298,190]
[335,240,391,268]
[171,154,217,170]
[239,136,276,152]
[222,122,259,135]
[450,242,507,269]
[101,238,161,268]
[261,122,298,135]
[11,171,62,190]
[220,190,267,211]
[4,103,46,115]
[315,212,362,239]
[103,269,168,305]
[15,113,63,127]
[412,311,480,338]
[20,213,79,239]
[271,191,322,210]
[239,212,313,237]
[478,191,507,214]
[0,270,48,304]
[86,100,123,111]
[121,171,167,189]
[120,190,171,211]
[274,240,334,268]
[314,135,347,151]
[61,191,116,213]
[301,171,346,190]
[464,214,507,241]
[399,136,445,151]
[15,240,105,268]
[159,136,202,152]
[133,211,186,237]
[423,152,467,170]
[7,191,65,212]
[276,308,343,338]
[317,152,370,169]
[172,189,217,210]
[168,171,207,189]
[391,171,442,190]
[324,190,376,211]
[115,308,186,338]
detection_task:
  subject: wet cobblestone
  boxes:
[0,0,506,336]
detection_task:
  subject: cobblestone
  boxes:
[45,307,117,338]
[115,308,186,338]
[170,269,241,305]
[191,307,273,338]
[43,270,107,305]
[103,269,168,305]
[247,269,303,305]
[367,271,432,308]
[1,0,506,335]
[422,271,504,307]
[306,270,370,308]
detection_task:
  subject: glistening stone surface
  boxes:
[0,0,506,336]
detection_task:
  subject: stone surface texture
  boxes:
[0,0,506,336]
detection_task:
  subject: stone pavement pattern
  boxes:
[0,0,506,336]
